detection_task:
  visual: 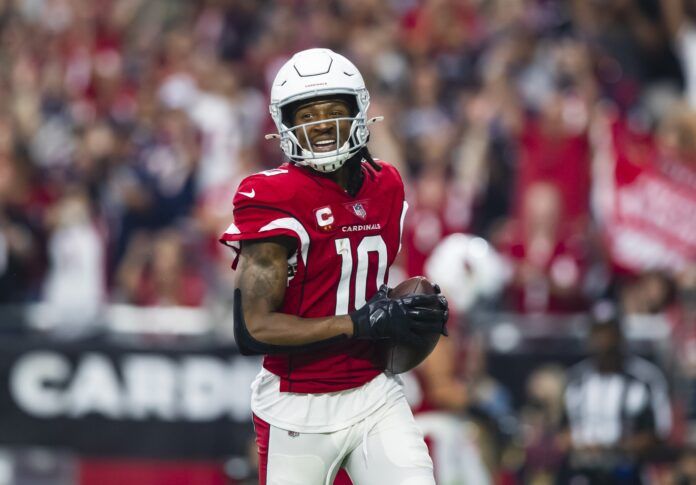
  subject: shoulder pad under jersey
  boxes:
[233,165,299,210]
[373,159,405,192]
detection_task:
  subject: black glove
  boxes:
[431,284,449,336]
[350,285,449,344]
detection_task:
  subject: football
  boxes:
[377,276,443,374]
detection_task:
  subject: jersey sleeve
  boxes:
[219,172,308,269]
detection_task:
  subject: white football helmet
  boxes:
[268,48,372,173]
[425,234,512,313]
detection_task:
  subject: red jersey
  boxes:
[220,161,407,393]
[517,119,591,223]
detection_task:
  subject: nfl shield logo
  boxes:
[352,202,367,219]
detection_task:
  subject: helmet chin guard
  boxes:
[299,140,352,173]
[268,48,373,172]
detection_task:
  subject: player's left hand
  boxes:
[350,285,448,343]
[398,284,449,336]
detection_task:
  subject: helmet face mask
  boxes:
[269,49,371,173]
[283,114,358,173]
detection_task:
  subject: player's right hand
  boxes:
[350,285,448,344]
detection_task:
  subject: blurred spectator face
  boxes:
[0,116,15,158]
[55,191,90,227]
[193,56,241,98]
[83,124,116,160]
[540,93,565,130]
[522,182,562,235]
[0,158,14,204]
[162,109,192,139]
[676,265,696,306]
[642,273,673,310]
[489,0,526,30]
[526,365,565,412]
[620,272,674,314]
[412,63,440,106]
[164,29,194,69]
[589,322,623,366]
[152,232,184,277]
[658,105,696,164]
[676,448,696,483]
[306,5,343,48]
[416,130,453,168]
[539,92,588,137]
[0,155,29,206]
[77,124,116,176]
[416,169,447,210]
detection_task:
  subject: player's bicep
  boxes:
[236,239,291,321]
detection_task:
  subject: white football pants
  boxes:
[415,412,492,485]
[253,397,435,485]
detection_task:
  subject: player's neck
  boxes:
[320,158,364,196]
[337,160,364,195]
[330,164,352,191]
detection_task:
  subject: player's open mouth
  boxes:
[311,139,338,152]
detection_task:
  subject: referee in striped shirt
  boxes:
[557,317,672,484]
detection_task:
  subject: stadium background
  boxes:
[0,0,694,483]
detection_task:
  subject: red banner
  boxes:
[604,124,696,274]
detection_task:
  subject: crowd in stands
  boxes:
[0,0,694,483]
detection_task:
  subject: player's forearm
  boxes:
[236,238,357,347]
[245,311,354,345]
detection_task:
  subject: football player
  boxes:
[220,48,448,484]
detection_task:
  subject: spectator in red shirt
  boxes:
[497,182,590,314]
[403,166,471,277]
[516,95,591,224]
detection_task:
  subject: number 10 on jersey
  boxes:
[334,235,388,314]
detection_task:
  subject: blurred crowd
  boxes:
[0,0,695,483]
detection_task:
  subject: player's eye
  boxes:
[296,113,314,123]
